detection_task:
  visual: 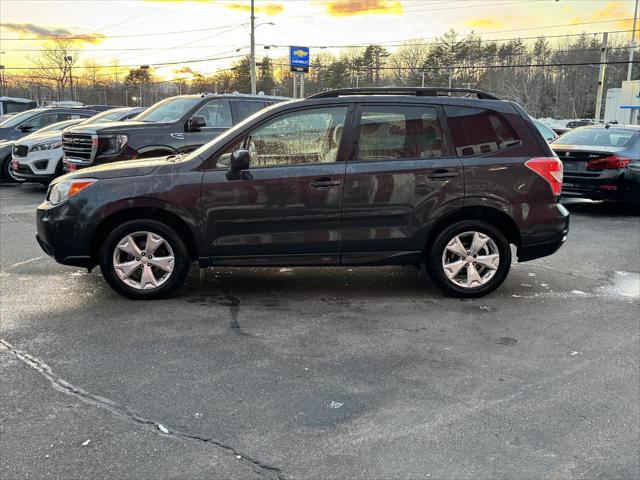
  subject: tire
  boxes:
[2,156,26,184]
[99,219,190,300]
[425,220,512,298]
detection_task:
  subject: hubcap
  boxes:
[112,231,175,290]
[442,231,500,289]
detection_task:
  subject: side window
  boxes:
[195,101,232,128]
[243,107,348,167]
[356,105,448,160]
[27,113,63,129]
[445,106,520,156]
[235,101,266,122]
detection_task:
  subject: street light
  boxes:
[64,55,74,101]
[249,0,275,95]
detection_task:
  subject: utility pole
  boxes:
[250,0,256,94]
[421,71,425,87]
[448,67,453,88]
[594,32,608,124]
[628,0,639,81]
[0,65,5,97]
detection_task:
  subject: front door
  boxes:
[340,103,465,262]
[183,100,233,152]
[201,105,350,265]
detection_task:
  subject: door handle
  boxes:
[310,178,341,189]
[428,169,458,180]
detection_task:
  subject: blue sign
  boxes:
[289,46,310,73]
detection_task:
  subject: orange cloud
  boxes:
[0,23,105,44]
[324,0,403,17]
[464,17,506,30]
[570,1,636,30]
[223,2,284,15]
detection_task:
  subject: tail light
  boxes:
[525,157,563,196]
[586,155,631,170]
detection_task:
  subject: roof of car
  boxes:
[174,93,289,102]
[580,124,640,131]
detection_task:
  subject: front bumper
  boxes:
[13,162,56,183]
[36,201,96,267]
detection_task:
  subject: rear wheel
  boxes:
[426,220,511,297]
[2,155,25,184]
[100,219,190,299]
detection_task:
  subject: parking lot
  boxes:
[1,182,638,479]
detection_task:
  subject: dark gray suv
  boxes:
[36,88,570,299]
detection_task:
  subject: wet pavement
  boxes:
[1,182,639,479]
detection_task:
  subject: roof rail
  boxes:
[307,87,501,100]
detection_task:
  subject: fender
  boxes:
[136,145,177,157]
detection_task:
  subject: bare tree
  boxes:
[30,37,78,101]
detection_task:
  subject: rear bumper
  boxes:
[562,172,639,203]
[517,202,570,262]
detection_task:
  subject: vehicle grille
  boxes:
[12,145,28,158]
[62,133,94,163]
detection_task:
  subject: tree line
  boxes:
[2,29,638,120]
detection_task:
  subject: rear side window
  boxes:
[235,101,266,122]
[195,101,232,128]
[445,106,520,157]
[356,105,449,160]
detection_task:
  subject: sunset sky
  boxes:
[0,0,638,80]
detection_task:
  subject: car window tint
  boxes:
[29,113,65,129]
[244,107,348,167]
[556,128,637,147]
[356,105,447,160]
[235,101,266,122]
[195,101,232,128]
[445,106,521,156]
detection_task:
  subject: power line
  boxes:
[0,23,248,41]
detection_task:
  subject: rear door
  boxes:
[340,102,464,262]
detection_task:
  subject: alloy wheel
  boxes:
[112,231,175,290]
[441,231,500,289]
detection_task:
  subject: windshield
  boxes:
[534,121,557,141]
[134,97,200,123]
[0,110,39,128]
[554,128,637,148]
[80,109,129,125]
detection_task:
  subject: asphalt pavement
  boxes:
[1,182,638,480]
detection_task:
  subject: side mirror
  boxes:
[186,115,206,132]
[230,149,250,172]
[19,124,35,133]
[226,149,250,180]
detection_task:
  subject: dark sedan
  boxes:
[551,125,640,204]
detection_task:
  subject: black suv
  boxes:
[37,88,569,299]
[62,93,286,171]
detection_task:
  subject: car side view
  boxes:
[36,87,569,299]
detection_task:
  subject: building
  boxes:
[604,80,640,125]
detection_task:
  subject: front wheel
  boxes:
[100,219,190,299]
[2,156,26,184]
[426,220,511,298]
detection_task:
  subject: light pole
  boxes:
[250,0,256,94]
[64,55,74,101]
[628,0,639,81]
[249,1,274,95]
[0,65,5,97]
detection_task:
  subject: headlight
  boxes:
[31,140,62,152]
[102,134,128,153]
[49,179,97,205]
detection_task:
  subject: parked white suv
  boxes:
[12,107,144,184]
